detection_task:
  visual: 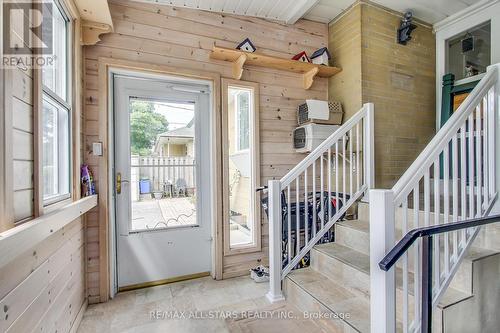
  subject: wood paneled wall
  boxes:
[8,68,35,224]
[83,0,328,300]
[0,218,85,332]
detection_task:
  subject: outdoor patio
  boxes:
[131,197,197,230]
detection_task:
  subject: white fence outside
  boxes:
[131,155,196,201]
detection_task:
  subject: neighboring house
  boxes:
[153,120,195,157]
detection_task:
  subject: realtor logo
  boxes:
[2,1,54,69]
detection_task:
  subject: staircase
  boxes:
[283,201,500,332]
[266,64,500,332]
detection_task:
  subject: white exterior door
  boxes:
[113,74,212,289]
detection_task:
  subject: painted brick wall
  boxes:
[329,1,436,189]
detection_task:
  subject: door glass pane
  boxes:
[228,87,255,247]
[446,22,491,81]
[129,98,197,231]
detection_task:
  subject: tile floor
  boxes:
[77,276,330,333]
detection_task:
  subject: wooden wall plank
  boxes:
[0,218,84,333]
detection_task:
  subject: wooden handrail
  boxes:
[0,195,98,269]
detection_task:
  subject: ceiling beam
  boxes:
[284,0,321,24]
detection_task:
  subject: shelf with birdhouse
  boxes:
[210,46,342,90]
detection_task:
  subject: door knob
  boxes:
[116,172,129,194]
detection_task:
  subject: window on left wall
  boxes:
[41,0,71,205]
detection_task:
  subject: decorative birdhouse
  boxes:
[236,38,257,52]
[311,47,331,66]
[292,51,310,63]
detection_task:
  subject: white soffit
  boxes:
[131,0,320,24]
[305,0,484,24]
[133,0,485,25]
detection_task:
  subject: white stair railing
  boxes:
[370,64,499,333]
[267,103,374,302]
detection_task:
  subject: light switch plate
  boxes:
[92,142,103,156]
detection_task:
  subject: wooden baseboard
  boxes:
[118,272,211,292]
[69,299,88,333]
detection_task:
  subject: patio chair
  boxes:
[175,178,187,197]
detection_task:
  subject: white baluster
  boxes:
[304,168,309,246]
[424,170,430,227]
[334,144,338,219]
[343,135,347,206]
[413,185,420,326]
[312,161,317,236]
[452,133,459,260]
[349,129,353,197]
[320,155,324,229]
[356,122,360,192]
[475,105,482,216]
[402,198,409,333]
[468,114,475,222]
[287,185,292,265]
[329,147,333,222]
[460,124,467,247]
[443,145,450,275]
[296,177,300,255]
[433,159,441,289]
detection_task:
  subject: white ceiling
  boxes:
[135,0,484,25]
[134,0,320,23]
[304,0,484,24]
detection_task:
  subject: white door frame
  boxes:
[107,67,216,296]
[434,0,500,130]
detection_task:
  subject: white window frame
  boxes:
[41,0,72,207]
[222,80,261,256]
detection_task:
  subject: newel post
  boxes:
[369,189,396,333]
[266,180,285,303]
[363,103,375,201]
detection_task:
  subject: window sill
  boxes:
[43,196,73,214]
[0,195,98,269]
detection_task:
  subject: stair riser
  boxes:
[358,202,453,229]
[311,247,447,331]
[474,224,500,251]
[441,254,500,332]
[284,278,360,333]
[449,261,472,294]
[335,224,370,255]
[311,248,370,298]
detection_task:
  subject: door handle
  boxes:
[116,172,129,194]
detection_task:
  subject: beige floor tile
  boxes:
[77,276,328,333]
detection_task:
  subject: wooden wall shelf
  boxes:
[210,46,342,89]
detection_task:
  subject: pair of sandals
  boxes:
[250,265,269,282]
